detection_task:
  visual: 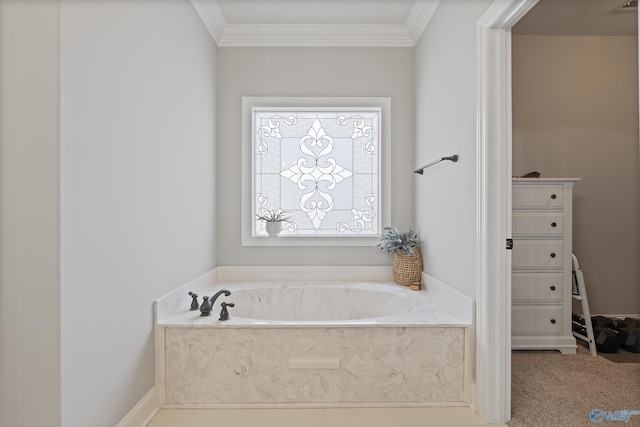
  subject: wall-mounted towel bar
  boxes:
[413,155,459,174]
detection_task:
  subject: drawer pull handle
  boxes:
[551,222,557,227]
[550,285,556,291]
[550,253,556,258]
[550,194,557,200]
[550,319,556,324]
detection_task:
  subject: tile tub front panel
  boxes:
[164,327,465,405]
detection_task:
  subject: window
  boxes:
[242,97,390,246]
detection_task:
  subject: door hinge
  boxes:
[506,239,513,250]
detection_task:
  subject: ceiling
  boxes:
[216,0,416,26]
[514,0,638,36]
[191,0,638,47]
[190,0,439,47]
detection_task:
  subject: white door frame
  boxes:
[475,0,538,424]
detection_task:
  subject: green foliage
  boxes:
[255,209,291,222]
[376,226,419,255]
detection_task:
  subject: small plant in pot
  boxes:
[376,226,423,286]
[255,209,291,236]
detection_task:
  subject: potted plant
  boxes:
[376,226,423,286]
[255,209,291,236]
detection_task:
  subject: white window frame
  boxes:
[241,97,391,247]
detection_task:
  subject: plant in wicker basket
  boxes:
[376,226,423,286]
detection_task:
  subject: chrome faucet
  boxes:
[199,289,231,317]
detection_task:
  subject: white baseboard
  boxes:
[115,387,159,427]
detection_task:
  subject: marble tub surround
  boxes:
[420,272,475,326]
[154,266,474,408]
[216,265,394,282]
[155,267,472,328]
[158,281,471,328]
[163,326,465,406]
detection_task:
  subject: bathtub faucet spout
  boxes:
[199,289,231,317]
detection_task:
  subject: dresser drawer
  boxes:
[512,240,564,269]
[512,306,564,335]
[512,212,564,237]
[513,184,565,210]
[512,272,564,303]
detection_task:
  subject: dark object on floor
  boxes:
[619,328,640,353]
[593,327,620,353]
[587,316,640,361]
[592,315,616,329]
[591,315,640,331]
[624,318,640,329]
[590,315,632,331]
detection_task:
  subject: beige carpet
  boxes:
[510,346,640,427]
[598,349,640,364]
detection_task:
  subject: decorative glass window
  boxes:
[241,97,390,247]
[252,108,381,237]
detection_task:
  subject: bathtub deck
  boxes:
[154,267,474,409]
[156,276,472,328]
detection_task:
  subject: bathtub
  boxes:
[227,282,415,323]
[154,267,473,408]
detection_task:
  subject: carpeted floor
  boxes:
[578,341,640,364]
[510,346,640,427]
[598,349,640,364]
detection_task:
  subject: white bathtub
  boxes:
[154,267,473,408]
[228,282,415,322]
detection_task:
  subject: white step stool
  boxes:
[571,254,597,357]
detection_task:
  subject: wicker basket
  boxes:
[392,247,423,286]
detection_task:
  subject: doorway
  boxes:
[476,0,639,424]
[512,0,640,323]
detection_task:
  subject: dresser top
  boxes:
[513,178,581,183]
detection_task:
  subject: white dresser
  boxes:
[512,178,580,354]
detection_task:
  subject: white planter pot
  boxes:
[265,221,282,237]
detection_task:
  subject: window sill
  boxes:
[242,235,382,247]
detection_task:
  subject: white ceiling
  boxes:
[216,0,416,26]
[190,0,439,47]
[514,0,638,36]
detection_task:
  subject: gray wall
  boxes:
[513,35,640,315]
[0,1,61,426]
[216,47,415,266]
[60,1,218,425]
[0,1,218,426]
[414,0,494,299]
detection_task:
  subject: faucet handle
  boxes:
[188,292,199,311]
[219,302,235,321]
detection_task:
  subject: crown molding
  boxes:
[191,0,439,47]
[405,0,441,45]
[191,0,227,45]
[220,24,415,47]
